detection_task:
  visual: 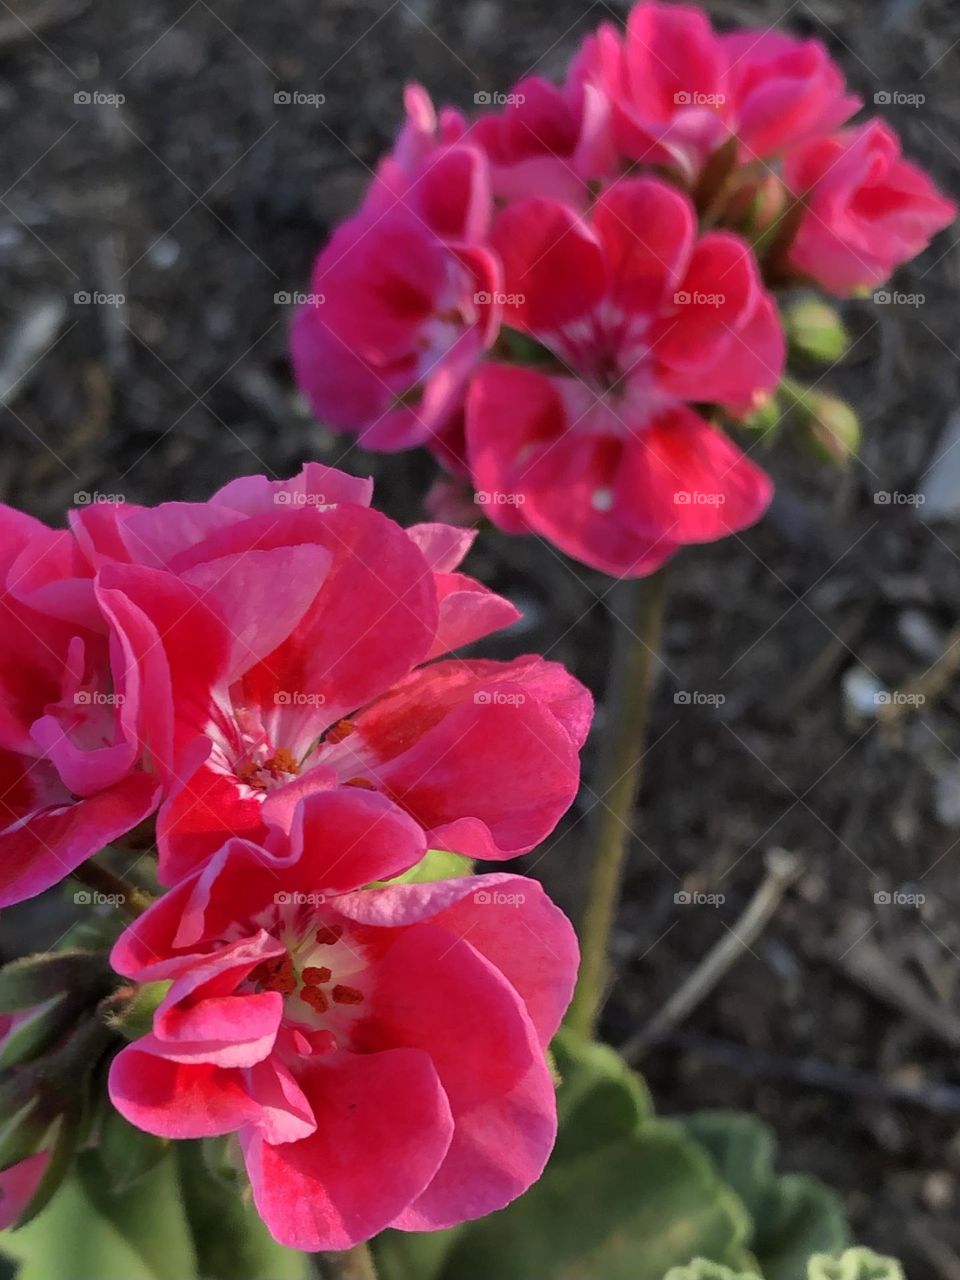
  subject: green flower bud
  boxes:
[784,297,849,363]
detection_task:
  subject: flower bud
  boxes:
[106,980,173,1042]
[784,297,849,363]
[784,380,860,464]
[741,392,783,438]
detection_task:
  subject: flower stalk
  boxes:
[324,1243,379,1280]
[568,570,668,1039]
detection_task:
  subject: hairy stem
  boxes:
[567,570,668,1039]
[70,861,151,917]
[323,1243,379,1280]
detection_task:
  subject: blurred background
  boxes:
[1,0,959,1271]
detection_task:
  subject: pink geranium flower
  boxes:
[291,88,500,452]
[0,510,165,907]
[576,2,858,180]
[786,119,957,295]
[466,178,781,575]
[73,465,590,883]
[108,788,579,1251]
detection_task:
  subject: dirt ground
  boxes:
[2,0,960,1272]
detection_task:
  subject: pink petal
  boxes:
[0,1153,50,1230]
[287,788,428,893]
[336,872,579,1047]
[591,178,696,315]
[211,464,373,514]
[350,658,585,857]
[109,1041,267,1139]
[394,1053,556,1231]
[241,1049,452,1251]
[0,769,160,907]
[617,405,774,543]
[490,198,606,336]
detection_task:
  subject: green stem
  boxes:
[323,1243,379,1280]
[70,861,151,917]
[567,570,668,1039]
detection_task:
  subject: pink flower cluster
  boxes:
[0,466,590,1247]
[292,1,955,577]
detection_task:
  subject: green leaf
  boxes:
[0,954,103,1013]
[1,1150,196,1280]
[0,1000,70,1069]
[76,1150,197,1280]
[438,1120,751,1280]
[551,1028,653,1161]
[664,1259,762,1280]
[175,1141,308,1280]
[807,1247,904,1280]
[753,1177,848,1280]
[1,1170,170,1280]
[680,1113,847,1280]
[97,1110,169,1193]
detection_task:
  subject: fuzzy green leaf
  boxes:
[806,1248,904,1280]
[681,1112,848,1280]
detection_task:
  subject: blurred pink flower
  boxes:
[786,119,957,294]
[466,178,780,575]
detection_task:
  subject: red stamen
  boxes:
[301,985,329,1014]
[252,953,296,995]
[331,984,364,1006]
[302,965,331,986]
[315,925,343,946]
[344,776,377,790]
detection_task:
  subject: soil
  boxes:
[2,0,960,1273]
